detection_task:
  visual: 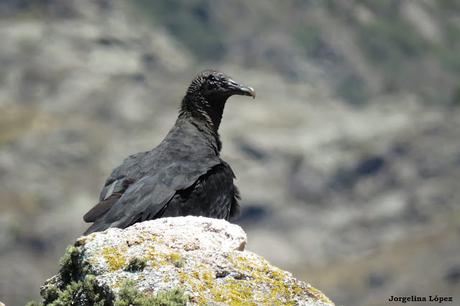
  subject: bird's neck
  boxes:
[179,94,226,152]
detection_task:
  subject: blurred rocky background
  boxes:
[0,0,459,305]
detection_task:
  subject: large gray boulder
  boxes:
[38,217,334,305]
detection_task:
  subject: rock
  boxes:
[38,216,334,306]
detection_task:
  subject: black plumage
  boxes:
[83,70,255,234]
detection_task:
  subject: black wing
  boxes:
[83,152,146,223]
[83,160,221,234]
[83,177,135,222]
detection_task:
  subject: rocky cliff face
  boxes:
[35,217,334,306]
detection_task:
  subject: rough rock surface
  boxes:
[40,216,334,306]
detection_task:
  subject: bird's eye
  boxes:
[208,75,217,83]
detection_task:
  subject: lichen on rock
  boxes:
[36,216,334,306]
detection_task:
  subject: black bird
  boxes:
[83,70,255,234]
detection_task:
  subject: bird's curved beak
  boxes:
[226,79,256,99]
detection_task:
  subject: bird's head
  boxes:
[181,70,255,129]
[191,70,256,100]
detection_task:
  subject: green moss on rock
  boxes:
[59,245,81,283]
[124,257,147,272]
[39,275,113,306]
[36,244,113,305]
[115,280,188,306]
[47,275,112,306]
